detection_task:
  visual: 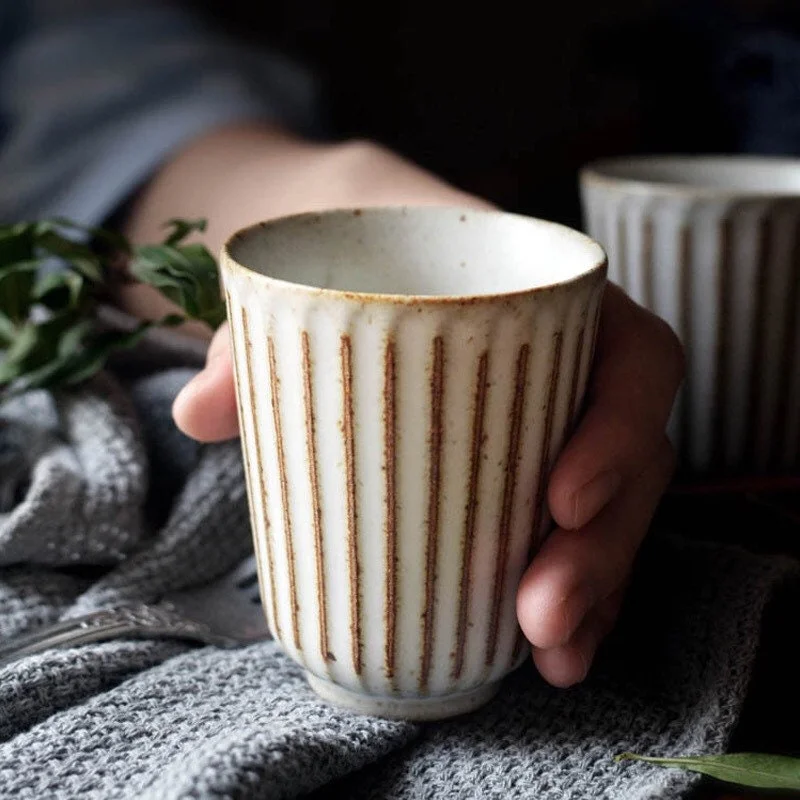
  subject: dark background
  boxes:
[191,0,800,228]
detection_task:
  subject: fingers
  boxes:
[531,588,625,688]
[520,285,683,687]
[548,284,685,531]
[172,323,240,442]
[517,435,675,656]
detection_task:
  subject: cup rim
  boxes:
[221,206,607,306]
[580,154,800,199]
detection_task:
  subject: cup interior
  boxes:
[225,207,605,298]
[584,156,800,195]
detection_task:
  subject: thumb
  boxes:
[172,323,240,442]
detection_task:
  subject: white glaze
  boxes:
[222,207,607,719]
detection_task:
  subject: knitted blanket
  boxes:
[0,339,796,799]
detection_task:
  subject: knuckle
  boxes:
[335,137,380,158]
[332,138,396,171]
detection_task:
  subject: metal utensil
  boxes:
[0,556,269,669]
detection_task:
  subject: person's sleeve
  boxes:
[0,0,320,225]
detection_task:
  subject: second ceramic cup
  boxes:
[222,207,607,720]
[581,156,800,476]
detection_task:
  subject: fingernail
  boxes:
[206,343,227,365]
[172,385,192,421]
[572,626,604,684]
[571,470,621,529]
[533,621,604,688]
[173,371,206,417]
[533,644,590,688]
[205,329,231,366]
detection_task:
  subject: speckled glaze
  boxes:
[221,207,607,720]
[581,156,800,476]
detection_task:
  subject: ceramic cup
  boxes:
[580,156,800,476]
[221,207,607,720]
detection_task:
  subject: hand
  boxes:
[516,283,684,686]
[176,290,683,690]
[159,129,684,688]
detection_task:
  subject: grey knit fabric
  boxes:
[0,353,797,800]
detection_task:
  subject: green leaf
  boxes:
[59,324,153,386]
[1,219,118,283]
[615,752,800,790]
[33,269,87,312]
[48,217,129,252]
[131,243,197,275]
[129,239,225,329]
[4,321,153,393]
[56,319,95,358]
[0,311,16,345]
[0,260,41,323]
[0,310,86,385]
[1,215,224,396]
[130,247,199,312]
[0,222,37,267]
[35,230,104,283]
[173,244,224,328]
[0,322,41,382]
[162,218,207,247]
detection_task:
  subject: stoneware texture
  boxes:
[581,156,800,476]
[222,207,607,719]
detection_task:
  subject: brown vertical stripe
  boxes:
[711,220,733,467]
[383,341,398,685]
[485,344,530,667]
[451,352,489,681]
[239,306,282,642]
[268,336,301,651]
[617,215,629,288]
[420,336,445,691]
[302,332,330,663]
[227,296,277,637]
[512,333,564,663]
[743,215,773,463]
[678,226,694,460]
[771,215,800,464]
[642,217,655,309]
[224,295,258,544]
[340,335,362,675]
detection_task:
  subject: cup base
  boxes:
[306,673,502,721]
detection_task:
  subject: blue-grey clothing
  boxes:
[3,0,800,229]
[0,0,317,226]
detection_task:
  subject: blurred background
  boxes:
[191,0,800,228]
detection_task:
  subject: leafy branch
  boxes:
[0,218,225,396]
[616,751,800,792]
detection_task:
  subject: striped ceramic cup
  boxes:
[581,156,800,476]
[222,207,607,720]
